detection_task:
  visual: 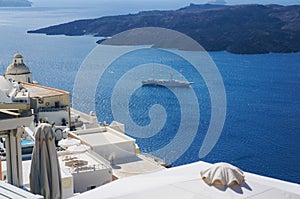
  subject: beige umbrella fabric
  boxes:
[200,162,245,186]
[30,123,62,199]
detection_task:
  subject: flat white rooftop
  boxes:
[112,154,166,178]
[72,161,300,199]
[71,127,166,179]
[21,82,69,98]
[76,130,135,146]
[58,150,111,174]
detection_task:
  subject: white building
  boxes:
[0,76,33,188]
[0,76,30,109]
[58,150,112,194]
[4,53,33,83]
[69,109,166,179]
[21,82,71,127]
[2,53,71,127]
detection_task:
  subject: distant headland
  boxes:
[27,4,300,54]
[0,0,32,7]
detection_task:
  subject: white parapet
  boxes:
[0,116,33,132]
[0,181,43,198]
[58,150,112,194]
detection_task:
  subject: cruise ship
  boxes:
[141,77,193,87]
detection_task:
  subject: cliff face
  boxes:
[27,4,300,54]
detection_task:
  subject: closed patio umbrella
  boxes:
[30,123,62,199]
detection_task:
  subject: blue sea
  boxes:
[0,6,299,184]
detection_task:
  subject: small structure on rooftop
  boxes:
[200,162,245,186]
[208,0,226,5]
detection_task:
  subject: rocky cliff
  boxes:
[27,4,300,54]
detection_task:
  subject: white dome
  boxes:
[5,53,31,75]
[5,64,30,75]
[14,53,23,59]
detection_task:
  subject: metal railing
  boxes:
[38,106,68,112]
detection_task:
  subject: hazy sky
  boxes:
[31,0,299,8]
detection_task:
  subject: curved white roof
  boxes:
[13,53,23,59]
[5,53,31,75]
[6,63,31,75]
[71,161,300,199]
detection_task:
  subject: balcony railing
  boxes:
[38,106,68,112]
